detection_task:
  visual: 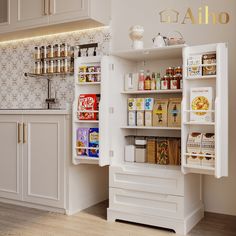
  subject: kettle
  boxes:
[152,33,167,48]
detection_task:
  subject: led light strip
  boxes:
[0,26,110,45]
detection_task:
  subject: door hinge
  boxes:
[109,63,114,71]
[109,150,114,157]
[109,107,114,114]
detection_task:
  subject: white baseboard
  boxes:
[0,197,66,214]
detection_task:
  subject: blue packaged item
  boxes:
[89,128,99,158]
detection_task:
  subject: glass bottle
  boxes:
[138,70,145,90]
[151,73,156,90]
[144,70,151,90]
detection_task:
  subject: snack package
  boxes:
[187,55,202,77]
[76,128,89,156]
[190,87,213,122]
[168,98,181,127]
[89,128,99,157]
[202,53,216,76]
[128,98,137,111]
[156,139,169,165]
[78,94,98,120]
[136,98,145,111]
[186,133,202,165]
[153,99,168,127]
[79,66,87,82]
[128,98,137,126]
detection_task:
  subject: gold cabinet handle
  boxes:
[18,123,21,144]
[23,123,27,144]
[44,0,49,15]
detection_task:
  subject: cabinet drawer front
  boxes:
[110,188,184,219]
[109,166,184,196]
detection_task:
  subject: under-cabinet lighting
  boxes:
[0,26,109,45]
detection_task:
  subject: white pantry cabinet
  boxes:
[100,43,228,235]
[0,113,67,209]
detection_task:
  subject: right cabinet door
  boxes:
[48,0,89,24]
[22,115,65,208]
[181,43,228,178]
[13,0,49,29]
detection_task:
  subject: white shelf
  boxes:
[184,110,215,113]
[77,82,101,85]
[183,121,215,126]
[183,164,215,171]
[74,120,99,123]
[121,89,182,94]
[111,45,185,61]
[76,147,99,150]
[186,63,217,68]
[74,156,99,164]
[185,75,216,80]
[121,126,181,130]
[78,72,101,75]
[77,110,99,113]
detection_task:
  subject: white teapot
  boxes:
[152,33,167,48]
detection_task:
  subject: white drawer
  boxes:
[109,165,184,196]
[109,187,184,219]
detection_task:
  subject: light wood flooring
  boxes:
[0,201,235,236]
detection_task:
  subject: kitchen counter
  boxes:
[0,109,71,115]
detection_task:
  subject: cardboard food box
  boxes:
[137,111,144,126]
[156,139,169,165]
[168,98,181,127]
[128,98,136,111]
[168,139,181,166]
[190,87,213,122]
[202,53,216,76]
[146,138,156,164]
[201,133,215,156]
[78,94,98,120]
[187,55,202,77]
[186,132,202,154]
[153,99,168,127]
[145,98,154,127]
[88,128,99,158]
[136,98,145,111]
[76,128,89,156]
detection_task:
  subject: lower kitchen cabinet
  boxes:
[0,115,22,201]
[0,113,68,210]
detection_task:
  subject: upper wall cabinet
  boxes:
[0,0,110,37]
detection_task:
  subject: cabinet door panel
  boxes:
[0,115,22,200]
[14,0,49,29]
[49,0,89,24]
[22,115,65,208]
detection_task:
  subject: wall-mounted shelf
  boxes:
[74,120,99,123]
[77,82,101,85]
[183,122,215,126]
[121,89,182,95]
[121,126,181,131]
[185,75,216,80]
[25,72,73,78]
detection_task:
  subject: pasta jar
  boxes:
[54,44,60,57]
[48,60,54,73]
[60,59,65,73]
[47,45,54,58]
[64,58,69,73]
[34,46,41,60]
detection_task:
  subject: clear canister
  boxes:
[34,46,41,60]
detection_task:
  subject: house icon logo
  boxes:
[159,9,180,23]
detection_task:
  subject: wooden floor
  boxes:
[0,201,235,236]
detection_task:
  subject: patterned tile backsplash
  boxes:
[0,27,111,109]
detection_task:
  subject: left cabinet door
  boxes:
[0,115,23,201]
[13,0,49,29]
[22,115,66,209]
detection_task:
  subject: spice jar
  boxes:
[54,44,60,57]
[61,43,69,57]
[64,58,68,73]
[70,58,74,73]
[61,59,65,73]
[55,60,61,73]
[34,46,41,60]
[48,60,54,73]
[47,45,54,58]
[41,46,47,59]
[34,61,41,75]
[42,60,48,74]
[161,75,170,90]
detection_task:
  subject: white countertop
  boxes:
[0,109,71,115]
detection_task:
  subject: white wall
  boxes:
[110,0,236,215]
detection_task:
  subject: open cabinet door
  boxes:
[181,43,228,178]
[99,56,112,166]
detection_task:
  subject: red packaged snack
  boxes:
[78,94,98,120]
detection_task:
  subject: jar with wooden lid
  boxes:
[42,60,48,74]
[54,44,61,58]
[55,60,61,73]
[48,60,54,74]
[41,46,47,59]
[34,61,41,75]
[34,46,41,60]
[47,45,54,58]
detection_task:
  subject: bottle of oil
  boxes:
[144,70,151,90]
